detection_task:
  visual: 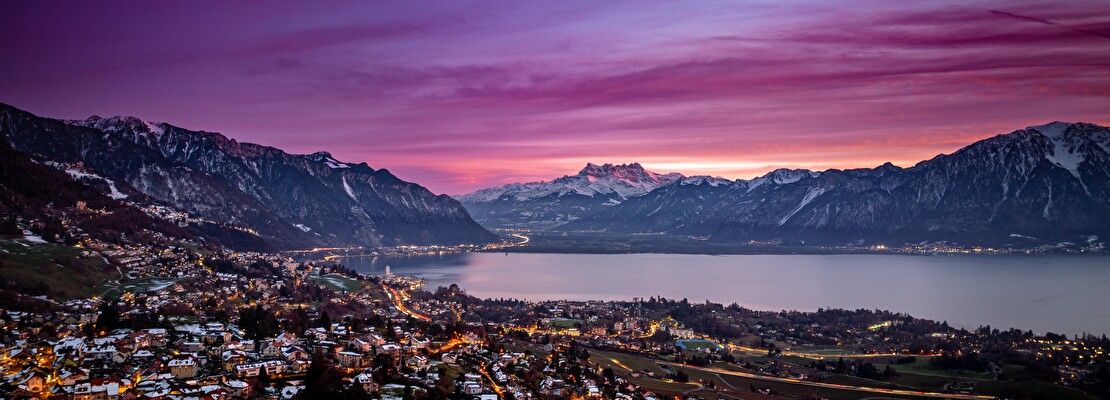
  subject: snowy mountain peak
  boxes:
[764,168,819,185]
[1023,122,1086,179]
[458,162,685,204]
[304,151,350,169]
[680,175,735,187]
[1027,121,1074,139]
[72,115,166,138]
[578,162,683,184]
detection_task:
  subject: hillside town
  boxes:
[2,228,1110,400]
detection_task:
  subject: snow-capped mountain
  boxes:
[464,122,1110,247]
[456,163,686,229]
[459,163,683,203]
[0,103,498,250]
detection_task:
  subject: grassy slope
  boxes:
[0,239,116,300]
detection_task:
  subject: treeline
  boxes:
[810,358,899,381]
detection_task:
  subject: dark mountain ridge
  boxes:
[0,103,497,250]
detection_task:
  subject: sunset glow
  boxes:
[3,1,1109,193]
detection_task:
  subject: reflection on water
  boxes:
[337,252,1110,336]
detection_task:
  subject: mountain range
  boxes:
[458,122,1110,247]
[4,98,1107,250]
[0,103,497,250]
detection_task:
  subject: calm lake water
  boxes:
[338,252,1110,336]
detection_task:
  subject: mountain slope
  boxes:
[0,139,194,246]
[0,103,497,249]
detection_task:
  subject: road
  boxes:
[506,233,530,247]
[380,283,431,321]
[655,361,994,400]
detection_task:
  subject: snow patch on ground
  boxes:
[779,188,826,226]
[294,224,312,232]
[65,169,128,199]
[342,176,357,200]
[326,160,350,169]
[745,177,768,192]
[21,230,48,244]
[147,279,175,292]
[1045,139,1085,179]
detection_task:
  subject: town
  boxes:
[2,228,1109,400]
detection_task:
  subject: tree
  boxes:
[253,371,271,394]
[318,310,332,329]
[302,353,344,399]
[95,302,121,335]
[343,383,372,400]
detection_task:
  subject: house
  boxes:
[85,345,118,361]
[225,380,251,398]
[234,359,287,378]
[409,336,430,349]
[337,351,365,368]
[349,338,374,353]
[462,381,483,395]
[354,371,377,393]
[17,371,48,393]
[168,357,198,379]
[181,341,204,353]
[378,343,402,357]
[405,355,428,370]
[281,384,302,400]
[282,346,310,363]
[441,352,459,364]
[221,349,250,371]
[261,343,282,358]
[72,381,121,400]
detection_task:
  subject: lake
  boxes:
[337,252,1110,336]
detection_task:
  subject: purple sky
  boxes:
[3,1,1109,194]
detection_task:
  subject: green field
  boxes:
[875,359,1096,400]
[588,349,1103,400]
[549,318,582,328]
[309,274,364,292]
[589,350,697,395]
[677,339,721,351]
[101,277,179,299]
[0,239,116,299]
